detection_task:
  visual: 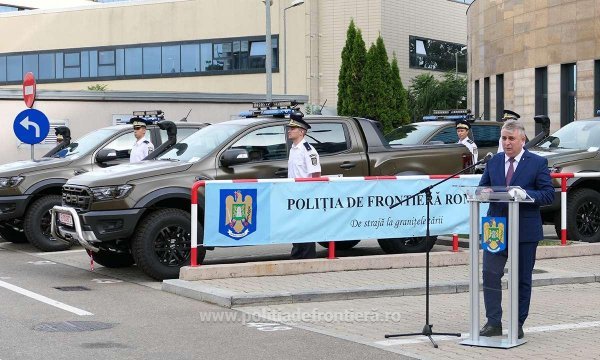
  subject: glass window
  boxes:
[55,52,63,79]
[200,43,212,71]
[116,49,125,76]
[409,36,466,73]
[162,45,180,74]
[7,55,22,81]
[143,46,161,74]
[81,51,89,77]
[430,127,458,144]
[0,56,6,82]
[230,125,287,162]
[471,125,502,148]
[181,44,200,72]
[102,130,150,159]
[64,52,80,78]
[159,127,198,143]
[385,123,438,145]
[125,47,142,75]
[89,50,98,77]
[306,123,349,155]
[38,53,55,80]
[23,54,38,76]
[98,50,115,77]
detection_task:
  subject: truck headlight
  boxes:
[0,176,24,188]
[91,185,133,201]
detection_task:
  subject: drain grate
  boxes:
[34,321,114,332]
[54,286,91,291]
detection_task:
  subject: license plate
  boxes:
[58,212,73,227]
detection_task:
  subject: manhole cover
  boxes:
[54,286,91,291]
[33,321,114,332]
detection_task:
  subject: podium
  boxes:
[459,186,534,349]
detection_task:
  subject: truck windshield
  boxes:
[52,128,122,159]
[158,123,244,162]
[385,123,438,145]
[538,120,600,150]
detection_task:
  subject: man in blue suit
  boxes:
[478,120,554,339]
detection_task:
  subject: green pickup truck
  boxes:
[51,111,479,280]
[0,118,205,251]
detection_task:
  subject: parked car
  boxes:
[529,118,600,242]
[0,116,206,251]
[51,103,480,280]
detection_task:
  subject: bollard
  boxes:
[452,233,459,252]
[328,241,336,259]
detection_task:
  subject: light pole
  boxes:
[284,0,304,94]
[264,0,273,101]
[455,46,467,77]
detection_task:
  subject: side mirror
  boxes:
[96,148,118,163]
[220,148,250,167]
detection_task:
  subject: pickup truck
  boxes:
[529,117,600,243]
[51,114,476,280]
[0,119,205,251]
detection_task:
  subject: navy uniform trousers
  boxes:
[482,241,538,326]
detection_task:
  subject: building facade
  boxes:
[467,0,600,136]
[0,0,469,162]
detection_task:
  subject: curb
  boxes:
[163,272,600,308]
[180,243,600,281]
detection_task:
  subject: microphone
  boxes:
[478,152,494,165]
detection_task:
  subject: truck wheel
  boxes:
[23,195,72,252]
[0,224,28,243]
[132,209,206,280]
[377,236,436,254]
[566,188,600,242]
[318,240,360,250]
[92,249,135,268]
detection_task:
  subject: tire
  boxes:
[132,209,206,280]
[92,249,135,268]
[565,188,600,242]
[23,195,71,252]
[0,224,28,243]
[318,240,361,250]
[377,236,437,254]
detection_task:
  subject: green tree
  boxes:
[407,72,467,121]
[337,20,366,116]
[361,35,394,132]
[390,55,410,126]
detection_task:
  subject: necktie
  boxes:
[505,157,515,186]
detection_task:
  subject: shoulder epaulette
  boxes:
[143,140,150,144]
[303,142,312,151]
[467,139,474,144]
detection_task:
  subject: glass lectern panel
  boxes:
[455,186,535,203]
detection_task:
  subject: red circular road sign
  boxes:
[23,72,36,108]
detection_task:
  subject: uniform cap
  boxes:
[502,109,520,121]
[455,119,471,130]
[287,112,310,130]
[129,117,149,127]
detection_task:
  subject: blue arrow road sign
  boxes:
[13,109,50,145]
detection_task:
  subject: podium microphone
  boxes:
[478,152,494,165]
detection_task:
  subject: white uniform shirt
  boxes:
[458,137,478,164]
[288,139,321,178]
[130,138,154,163]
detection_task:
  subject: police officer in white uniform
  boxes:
[497,110,520,153]
[456,119,478,165]
[129,118,154,163]
[287,112,321,259]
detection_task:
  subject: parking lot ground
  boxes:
[237,282,600,360]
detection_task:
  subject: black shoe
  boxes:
[479,322,502,337]
[518,325,524,339]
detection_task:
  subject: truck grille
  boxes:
[62,185,92,211]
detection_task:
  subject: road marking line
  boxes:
[375,321,600,346]
[0,280,93,316]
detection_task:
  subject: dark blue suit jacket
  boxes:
[479,149,554,242]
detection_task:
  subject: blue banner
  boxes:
[204,177,487,246]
